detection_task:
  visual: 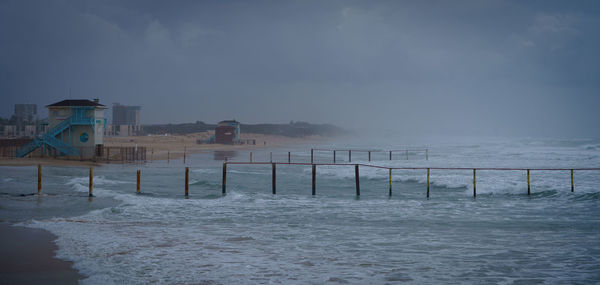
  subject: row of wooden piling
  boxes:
[33,164,592,199]
[244,149,429,164]
[222,163,594,198]
[36,165,142,198]
[156,147,424,165]
[312,148,429,163]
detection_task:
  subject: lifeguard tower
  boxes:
[215,120,241,144]
[16,99,107,158]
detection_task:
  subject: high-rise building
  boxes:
[13,104,38,136]
[111,103,141,136]
[14,104,37,123]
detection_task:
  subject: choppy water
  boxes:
[1,136,600,284]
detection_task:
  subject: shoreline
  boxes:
[104,132,329,161]
[0,223,84,284]
[0,133,330,284]
[0,133,332,166]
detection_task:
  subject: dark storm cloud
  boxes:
[1,0,599,137]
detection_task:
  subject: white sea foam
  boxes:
[296,138,600,194]
[18,137,600,284]
[191,168,217,174]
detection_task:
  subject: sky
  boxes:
[1,0,599,138]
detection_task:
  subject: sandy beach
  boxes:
[103,132,327,161]
[0,224,83,284]
[0,133,329,166]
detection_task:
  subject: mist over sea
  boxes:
[1,135,600,284]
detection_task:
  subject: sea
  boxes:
[1,135,599,284]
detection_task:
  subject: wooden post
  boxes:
[89,167,93,197]
[368,151,371,162]
[272,163,276,194]
[389,169,392,196]
[333,150,336,163]
[426,149,429,160]
[37,164,42,194]
[473,169,476,198]
[426,168,430,198]
[222,163,227,195]
[571,169,574,192]
[527,169,530,195]
[312,164,316,195]
[185,167,189,197]
[311,149,314,164]
[355,164,360,196]
[137,170,141,193]
[270,152,273,163]
[349,150,352,162]
[389,151,392,160]
[250,152,253,162]
[288,152,291,163]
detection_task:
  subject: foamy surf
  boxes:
[2,136,599,284]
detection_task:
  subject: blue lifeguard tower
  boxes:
[16,99,107,158]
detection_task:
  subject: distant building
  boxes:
[13,104,38,136]
[215,120,241,144]
[16,99,107,158]
[110,103,141,136]
[23,125,36,137]
[14,104,37,123]
[3,125,17,137]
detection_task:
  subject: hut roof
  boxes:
[46,99,105,108]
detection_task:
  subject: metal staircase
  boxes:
[16,107,95,158]
[16,138,42,158]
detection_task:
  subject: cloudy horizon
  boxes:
[2,0,599,138]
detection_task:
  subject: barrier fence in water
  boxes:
[31,163,600,199]
[310,148,429,162]
[223,162,600,198]
[237,148,429,164]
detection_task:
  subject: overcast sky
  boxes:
[1,0,599,138]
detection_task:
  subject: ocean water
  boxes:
[1,136,600,284]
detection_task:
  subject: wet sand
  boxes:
[0,223,83,284]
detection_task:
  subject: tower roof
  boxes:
[46,99,106,108]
